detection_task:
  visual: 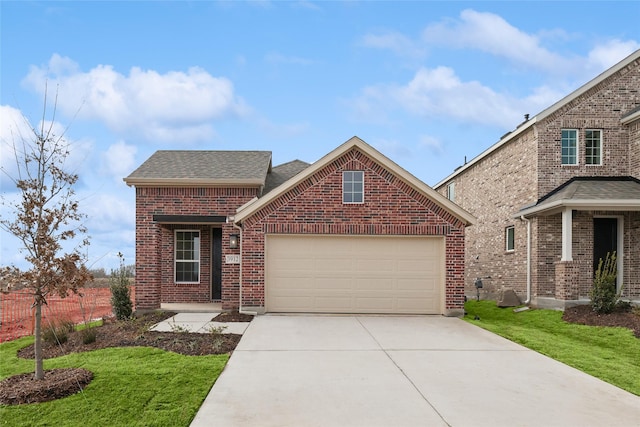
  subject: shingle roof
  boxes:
[518,177,640,217]
[124,151,272,186]
[263,160,310,194]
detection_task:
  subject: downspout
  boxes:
[520,215,531,304]
[232,221,257,315]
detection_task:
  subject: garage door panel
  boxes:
[315,278,352,289]
[355,278,393,290]
[266,235,443,314]
[273,277,315,289]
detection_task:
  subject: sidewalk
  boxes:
[150,312,251,335]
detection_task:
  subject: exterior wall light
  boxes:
[229,234,240,249]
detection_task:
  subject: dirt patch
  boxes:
[213,311,254,322]
[563,305,640,338]
[3,311,251,405]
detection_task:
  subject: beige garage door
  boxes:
[266,235,444,314]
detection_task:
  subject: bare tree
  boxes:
[0,86,92,380]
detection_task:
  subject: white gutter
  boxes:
[520,216,532,304]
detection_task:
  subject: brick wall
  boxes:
[240,147,467,313]
[436,127,538,299]
[537,57,640,195]
[134,187,256,310]
[435,56,640,304]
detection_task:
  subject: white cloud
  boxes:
[359,31,426,59]
[22,54,248,144]
[0,104,93,190]
[587,39,640,71]
[422,9,573,73]
[352,66,557,129]
[0,105,30,188]
[418,135,444,155]
[83,192,134,234]
[265,52,317,66]
[102,140,138,184]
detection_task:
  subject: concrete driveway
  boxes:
[190,315,640,427]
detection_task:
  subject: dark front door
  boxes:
[593,218,617,278]
[211,228,222,300]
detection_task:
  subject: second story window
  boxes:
[585,129,602,165]
[447,182,455,201]
[561,129,578,165]
[343,171,364,204]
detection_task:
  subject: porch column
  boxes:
[561,207,573,261]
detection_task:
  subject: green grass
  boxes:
[0,337,228,426]
[464,300,640,395]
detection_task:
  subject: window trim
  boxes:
[585,129,602,166]
[561,129,579,166]
[505,226,515,252]
[174,229,201,284]
[342,170,364,204]
[447,182,455,201]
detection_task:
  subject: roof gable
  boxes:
[518,176,640,217]
[435,48,640,188]
[234,136,475,226]
[124,150,272,187]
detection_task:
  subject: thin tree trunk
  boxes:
[34,302,44,380]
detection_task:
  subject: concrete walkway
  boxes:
[150,312,251,335]
[191,315,640,427]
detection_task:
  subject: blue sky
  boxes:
[1,1,639,271]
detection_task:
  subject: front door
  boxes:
[593,218,617,280]
[211,228,222,300]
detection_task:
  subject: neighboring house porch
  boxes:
[518,177,640,307]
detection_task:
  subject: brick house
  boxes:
[124,137,475,316]
[434,49,640,309]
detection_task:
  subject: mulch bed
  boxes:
[562,304,640,338]
[1,310,253,405]
[0,368,93,405]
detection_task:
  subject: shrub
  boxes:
[110,252,133,320]
[590,252,620,314]
[80,327,97,344]
[42,318,74,345]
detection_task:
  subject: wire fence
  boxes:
[0,287,136,343]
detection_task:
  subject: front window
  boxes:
[585,129,602,165]
[561,129,578,165]
[505,226,515,252]
[175,230,200,283]
[343,171,364,203]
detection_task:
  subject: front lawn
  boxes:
[0,336,228,426]
[464,300,640,396]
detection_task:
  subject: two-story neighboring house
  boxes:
[435,49,640,309]
[125,137,475,315]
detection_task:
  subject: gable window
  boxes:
[585,129,602,165]
[447,182,455,201]
[175,230,200,283]
[505,226,515,252]
[561,129,578,165]
[343,171,364,203]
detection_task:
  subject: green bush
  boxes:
[80,327,98,344]
[42,318,75,344]
[110,252,133,320]
[590,252,620,314]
